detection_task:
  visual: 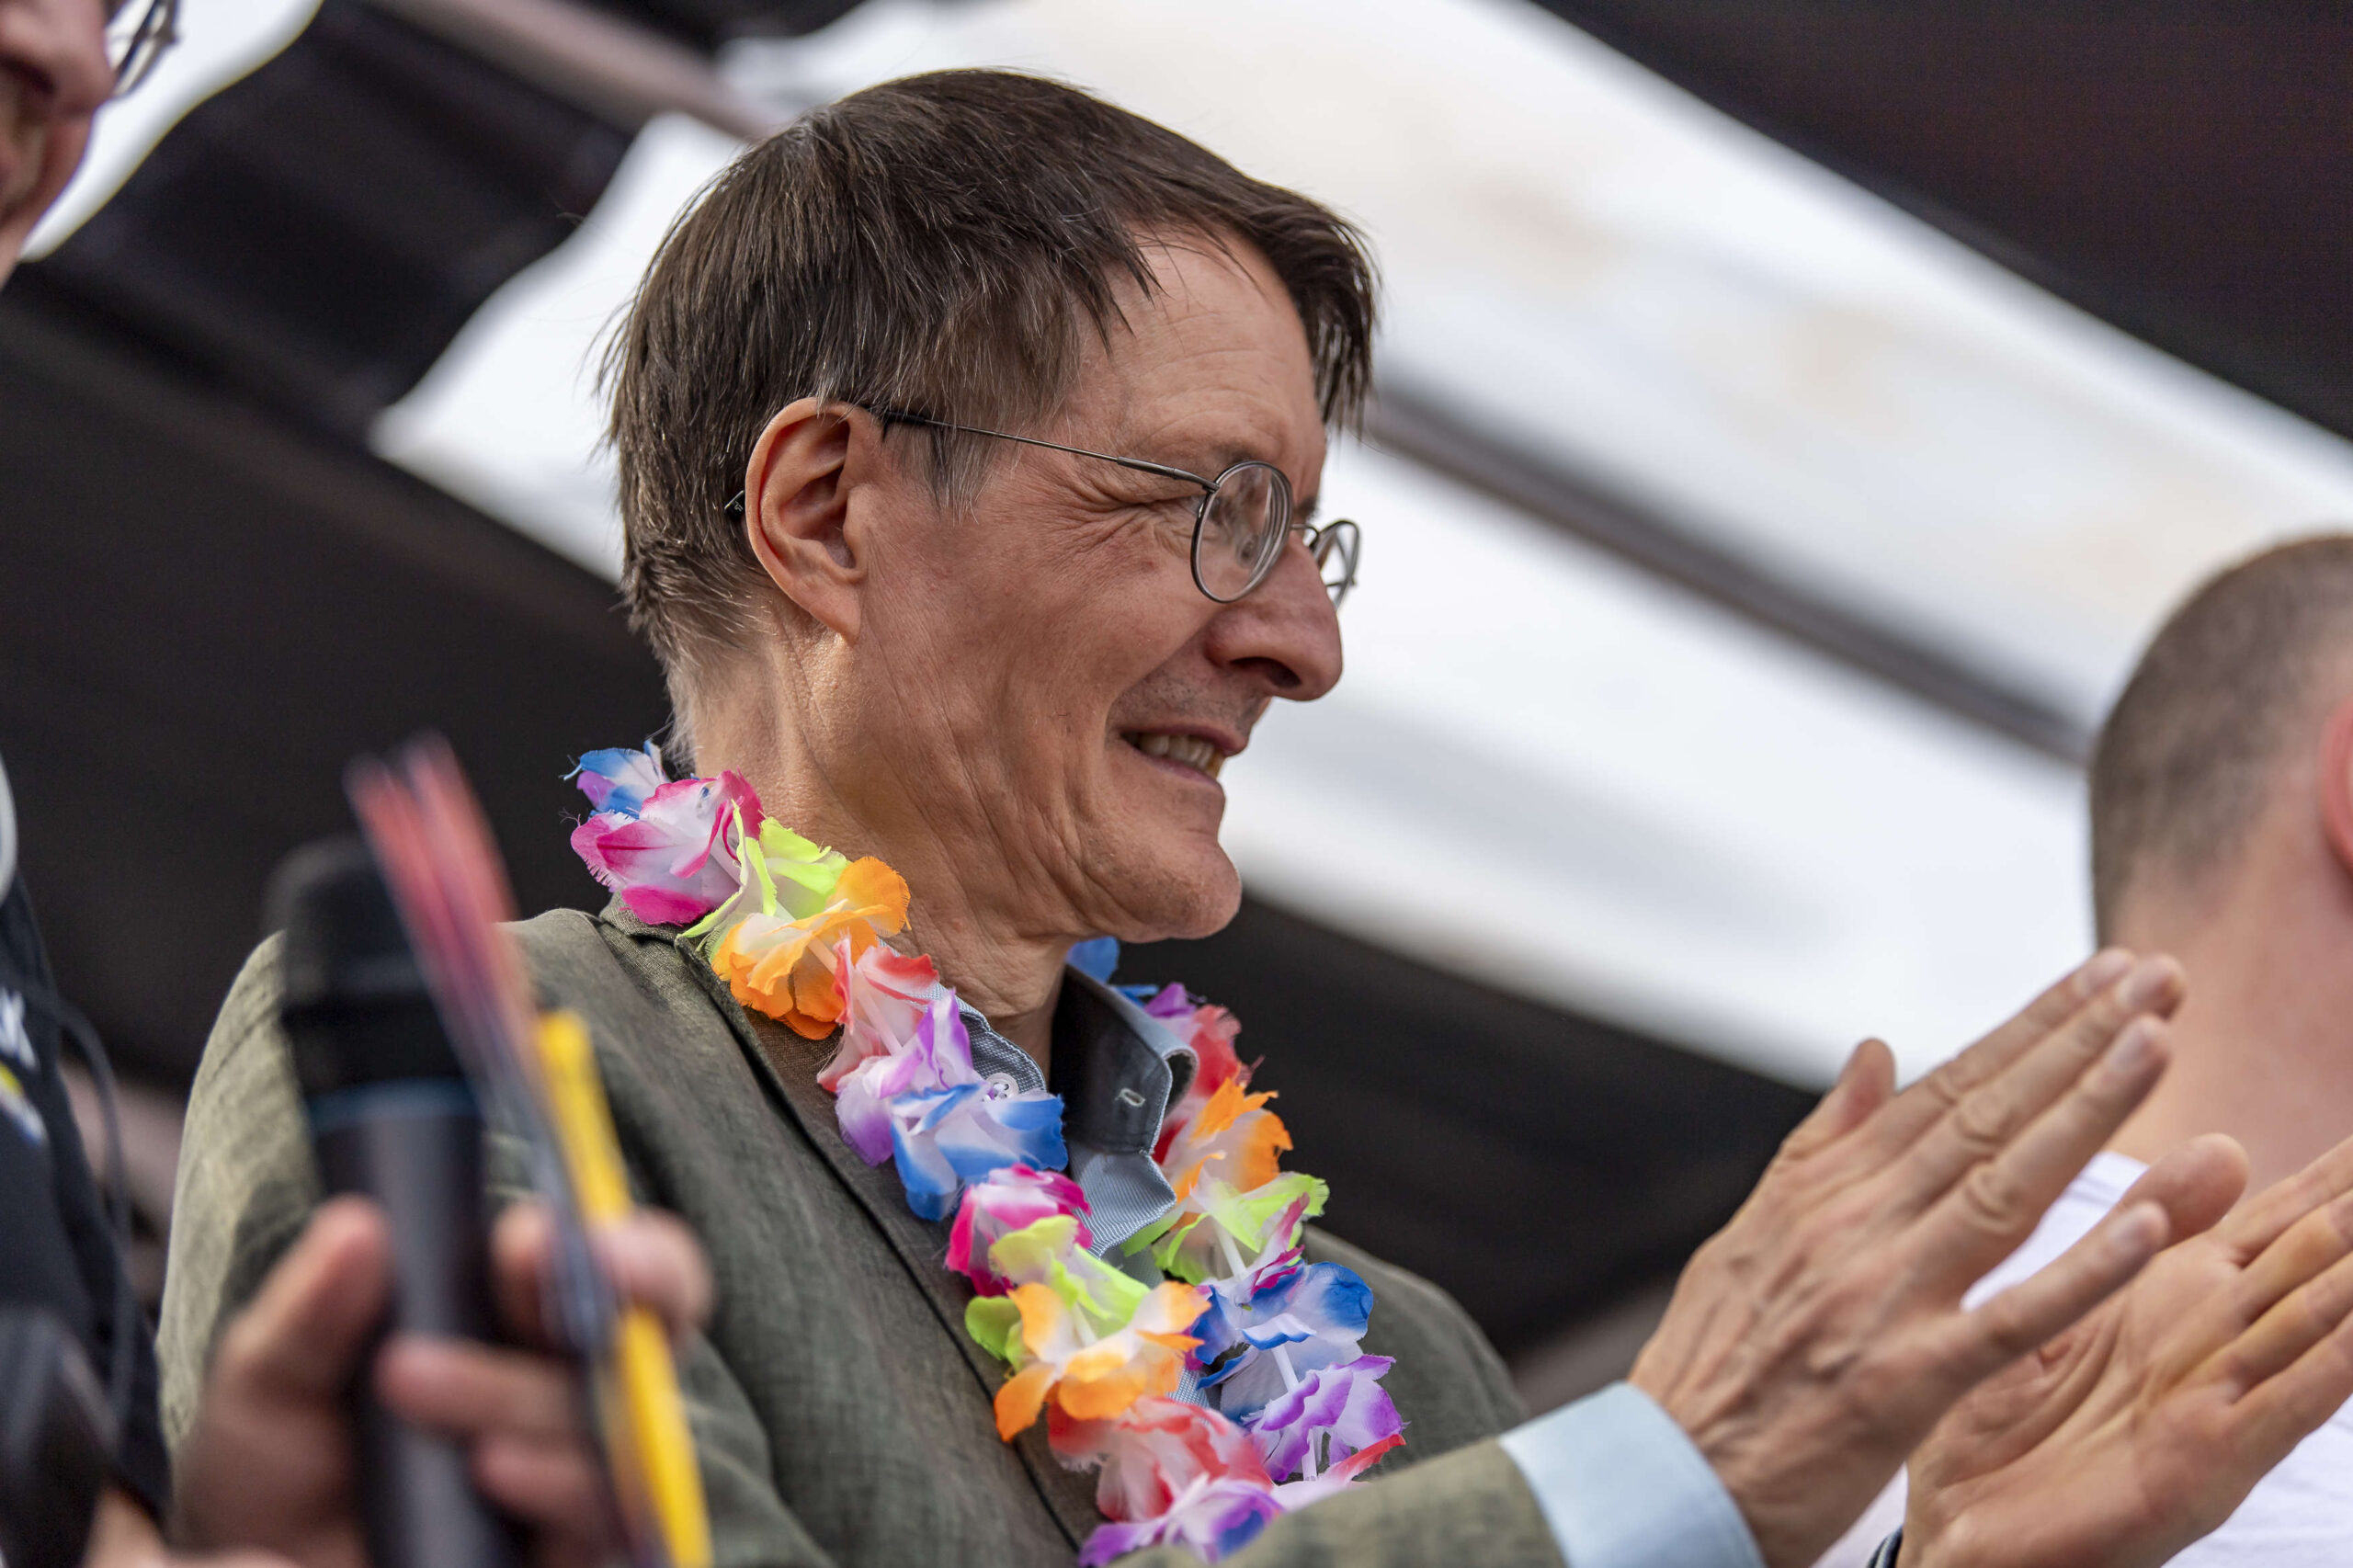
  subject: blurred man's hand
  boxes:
[1901,1132,2353,1568]
[173,1196,710,1568]
[1631,951,2211,1568]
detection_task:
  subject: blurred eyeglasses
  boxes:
[874,409,1361,608]
[107,0,180,97]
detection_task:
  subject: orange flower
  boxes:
[1159,1078,1289,1203]
[983,1280,1206,1440]
[711,857,911,1037]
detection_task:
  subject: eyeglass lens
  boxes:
[1194,461,1289,603]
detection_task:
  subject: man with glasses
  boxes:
[161,68,2353,1568]
[0,6,711,1567]
[0,0,169,275]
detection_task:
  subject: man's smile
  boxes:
[1119,728,1235,780]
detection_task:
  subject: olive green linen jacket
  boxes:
[158,902,1563,1568]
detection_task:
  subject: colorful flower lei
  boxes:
[570,745,1404,1563]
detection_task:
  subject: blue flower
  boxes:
[1194,1249,1373,1420]
[887,1079,1068,1221]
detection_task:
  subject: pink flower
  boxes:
[570,767,764,926]
[1076,1477,1281,1566]
[1060,1396,1404,1564]
[817,938,938,1092]
[1051,1396,1269,1521]
[949,1166,1095,1294]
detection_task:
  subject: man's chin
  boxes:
[1162,872,1244,942]
[1094,845,1244,946]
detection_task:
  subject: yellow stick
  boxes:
[537,1010,712,1568]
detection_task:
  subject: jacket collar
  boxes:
[594,899,1104,1547]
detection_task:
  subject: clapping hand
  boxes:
[1901,1131,2353,1568]
[1631,951,2215,1568]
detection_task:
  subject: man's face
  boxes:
[835,235,1343,945]
[0,0,109,280]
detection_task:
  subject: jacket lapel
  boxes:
[605,909,1102,1548]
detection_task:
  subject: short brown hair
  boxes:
[2089,535,2353,935]
[604,70,1377,698]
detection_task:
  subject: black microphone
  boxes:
[269,837,517,1568]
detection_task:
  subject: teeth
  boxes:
[1131,733,1224,778]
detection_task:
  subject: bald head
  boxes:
[2091,535,2353,937]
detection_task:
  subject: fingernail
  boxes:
[2106,1017,2160,1077]
[2121,956,2177,1010]
[2079,949,2133,996]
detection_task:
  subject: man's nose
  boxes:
[1202,538,1344,701]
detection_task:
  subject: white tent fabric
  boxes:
[47,0,2353,1084]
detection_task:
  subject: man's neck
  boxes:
[696,722,1072,1070]
[897,893,1067,1070]
[2109,846,2353,1193]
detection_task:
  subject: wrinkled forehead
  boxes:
[1067,233,1328,493]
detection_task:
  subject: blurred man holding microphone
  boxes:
[0,4,712,1565]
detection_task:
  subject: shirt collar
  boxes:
[961,967,1198,1256]
[956,972,1194,1123]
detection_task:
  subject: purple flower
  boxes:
[1267,1429,1405,1512]
[570,744,670,813]
[1245,1355,1402,1483]
[835,993,976,1164]
[835,995,1067,1220]
[1140,983,1194,1021]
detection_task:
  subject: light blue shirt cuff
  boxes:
[1499,1382,1766,1568]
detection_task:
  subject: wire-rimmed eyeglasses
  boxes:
[873,410,1358,608]
[106,0,180,97]
[725,407,1363,608]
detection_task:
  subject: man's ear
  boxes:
[742,399,876,642]
[2317,696,2353,876]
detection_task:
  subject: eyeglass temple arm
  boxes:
[875,409,1215,492]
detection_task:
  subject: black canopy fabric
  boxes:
[1532,1,2353,448]
[0,284,672,1084]
[28,0,631,437]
